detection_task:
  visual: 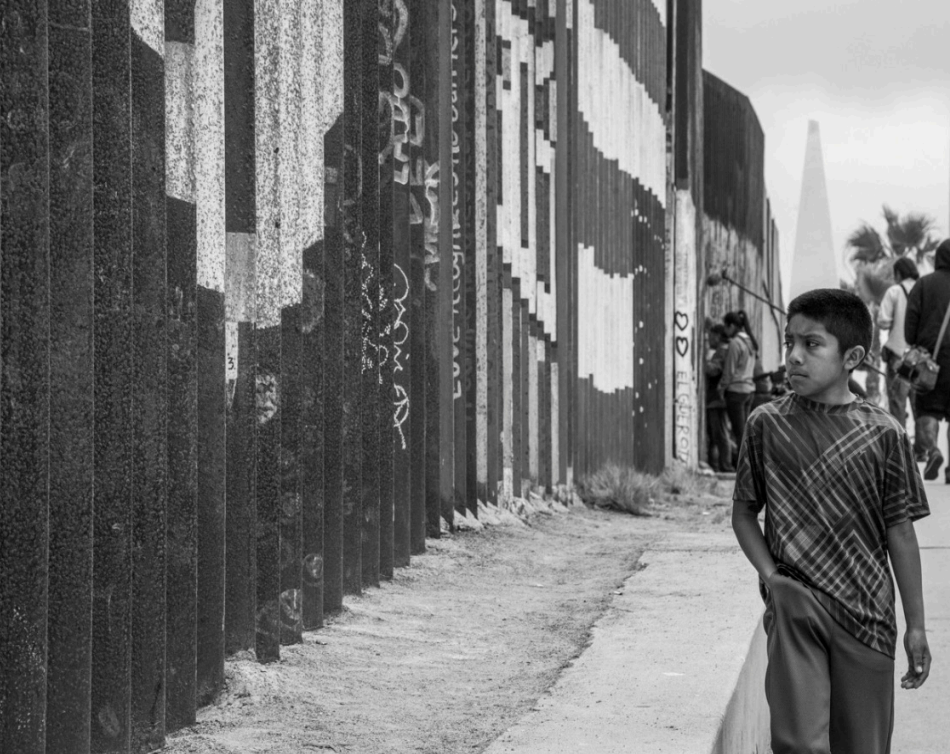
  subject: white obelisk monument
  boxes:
[789,121,840,300]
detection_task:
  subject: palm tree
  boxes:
[843,206,940,405]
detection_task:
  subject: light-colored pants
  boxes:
[764,574,894,754]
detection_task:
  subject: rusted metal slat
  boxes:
[46,1,95,748]
[1,2,51,751]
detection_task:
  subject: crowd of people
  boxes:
[705,238,950,480]
[704,309,785,472]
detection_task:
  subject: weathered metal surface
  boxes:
[342,0,365,594]
[702,72,765,252]
[277,0,303,648]
[89,3,134,749]
[321,0,346,613]
[254,0,282,662]
[378,0,397,579]
[223,0,257,659]
[192,0,228,711]
[702,71,779,371]
[1,2,800,745]
[387,0,414,567]
[279,303,303,645]
[46,2,95,750]
[1,2,51,751]
[423,0,448,537]
[360,0,381,590]
[129,20,168,750]
[669,0,703,470]
[406,0,429,555]
[299,0,329,630]
[571,0,668,477]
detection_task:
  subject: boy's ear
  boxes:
[844,345,867,371]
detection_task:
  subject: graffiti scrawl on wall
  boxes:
[673,192,697,466]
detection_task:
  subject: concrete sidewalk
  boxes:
[892,478,950,754]
[484,528,769,754]
[484,480,950,754]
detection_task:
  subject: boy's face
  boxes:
[784,314,865,403]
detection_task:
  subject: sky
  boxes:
[702,0,950,303]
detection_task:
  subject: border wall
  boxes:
[702,71,784,372]
[1,2,781,752]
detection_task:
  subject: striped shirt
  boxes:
[734,392,930,658]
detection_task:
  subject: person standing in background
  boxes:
[705,324,733,472]
[721,310,758,461]
[752,359,774,411]
[878,256,920,447]
[905,239,950,481]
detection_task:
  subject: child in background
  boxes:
[732,288,931,754]
[705,324,733,472]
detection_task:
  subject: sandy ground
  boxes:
[164,482,734,754]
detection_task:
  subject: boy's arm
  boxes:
[732,499,777,582]
[888,520,931,689]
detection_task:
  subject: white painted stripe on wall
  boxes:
[576,0,666,208]
[578,243,633,393]
[279,0,303,307]
[323,0,344,120]
[537,289,555,341]
[195,0,226,293]
[501,283,514,502]
[507,8,520,274]
[497,0,522,271]
[535,39,554,82]
[528,332,539,481]
[539,135,557,337]
[495,0,507,267]
[165,41,194,204]
[299,0,324,249]
[649,0,666,27]
[524,17,537,315]
[131,0,164,57]
[255,0,282,327]
[225,232,257,322]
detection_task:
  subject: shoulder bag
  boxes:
[897,292,950,394]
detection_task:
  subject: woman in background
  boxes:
[878,256,920,433]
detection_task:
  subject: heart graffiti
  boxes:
[675,336,689,358]
[674,311,689,332]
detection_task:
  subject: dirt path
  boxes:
[165,488,732,754]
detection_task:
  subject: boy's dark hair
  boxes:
[709,323,728,338]
[786,288,872,357]
[893,256,919,282]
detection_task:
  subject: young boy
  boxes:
[732,289,932,754]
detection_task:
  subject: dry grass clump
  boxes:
[576,463,660,516]
[577,463,731,520]
[659,464,704,498]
